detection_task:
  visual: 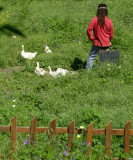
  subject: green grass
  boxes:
[0,0,133,159]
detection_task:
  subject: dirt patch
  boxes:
[0,66,23,73]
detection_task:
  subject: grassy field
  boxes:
[0,0,133,159]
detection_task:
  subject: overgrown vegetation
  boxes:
[0,0,133,159]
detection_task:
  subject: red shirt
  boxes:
[87,16,113,47]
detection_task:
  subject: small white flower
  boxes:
[77,135,81,138]
[80,126,85,129]
[118,66,121,68]
[12,105,16,107]
[12,36,16,39]
[13,100,16,102]
[108,68,110,71]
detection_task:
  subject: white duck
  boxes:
[35,62,48,76]
[44,45,52,53]
[48,66,59,78]
[21,45,37,60]
[56,68,69,76]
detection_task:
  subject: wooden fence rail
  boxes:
[0,115,132,159]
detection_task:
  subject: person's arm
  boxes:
[87,18,95,41]
[109,20,113,41]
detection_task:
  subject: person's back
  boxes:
[86,3,113,70]
[87,16,113,47]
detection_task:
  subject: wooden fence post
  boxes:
[68,121,75,149]
[124,121,131,160]
[87,122,93,146]
[10,115,17,159]
[30,116,37,146]
[50,119,56,144]
[86,123,93,156]
[1,115,133,159]
[105,122,112,157]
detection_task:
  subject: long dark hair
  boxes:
[96,4,108,27]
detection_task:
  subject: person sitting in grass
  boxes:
[86,3,113,70]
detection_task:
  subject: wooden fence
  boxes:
[0,115,132,159]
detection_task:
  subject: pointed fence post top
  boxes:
[50,119,56,140]
[11,115,17,122]
[125,121,131,127]
[50,119,56,127]
[68,120,75,134]
[106,121,112,128]
[31,116,37,123]
[88,122,93,128]
[69,121,75,128]
[124,121,131,155]
[87,122,93,146]
[10,115,17,158]
[68,120,75,149]
[50,119,56,130]
[105,121,112,157]
[30,116,37,146]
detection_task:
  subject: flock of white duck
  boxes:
[21,44,51,59]
[21,45,76,78]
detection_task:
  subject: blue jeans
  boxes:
[86,45,109,70]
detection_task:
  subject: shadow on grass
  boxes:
[71,57,86,71]
[0,7,3,11]
[0,24,25,37]
[0,6,25,37]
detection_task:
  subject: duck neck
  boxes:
[37,62,39,69]
[49,67,52,73]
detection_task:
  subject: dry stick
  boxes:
[10,115,17,159]
[124,121,131,160]
[68,121,75,149]
[30,116,37,146]
[86,123,93,156]
[105,121,112,157]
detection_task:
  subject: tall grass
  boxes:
[0,0,133,159]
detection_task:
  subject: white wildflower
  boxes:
[77,135,81,138]
[12,36,16,39]
[80,126,85,129]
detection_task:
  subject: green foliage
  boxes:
[10,134,130,160]
[0,0,133,159]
